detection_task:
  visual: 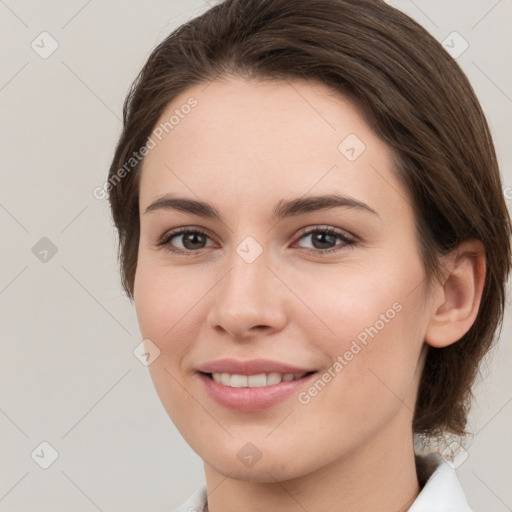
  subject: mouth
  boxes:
[197,370,319,412]
[201,371,317,388]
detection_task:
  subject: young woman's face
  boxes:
[134,76,432,482]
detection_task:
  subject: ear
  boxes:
[425,239,486,348]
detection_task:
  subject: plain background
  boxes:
[0,0,511,510]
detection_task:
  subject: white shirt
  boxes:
[172,454,473,512]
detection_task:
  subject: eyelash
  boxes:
[156,226,356,257]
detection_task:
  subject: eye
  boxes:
[156,225,356,256]
[156,227,215,255]
[293,226,355,255]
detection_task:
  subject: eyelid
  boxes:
[293,224,356,243]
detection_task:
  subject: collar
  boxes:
[408,453,473,511]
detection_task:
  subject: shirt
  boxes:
[172,453,473,512]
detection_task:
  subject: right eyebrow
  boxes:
[144,195,222,219]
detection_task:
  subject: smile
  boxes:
[199,371,318,412]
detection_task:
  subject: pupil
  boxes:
[313,232,335,249]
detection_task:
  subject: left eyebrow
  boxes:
[143,193,380,221]
[272,194,380,220]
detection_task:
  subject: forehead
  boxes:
[138,76,408,220]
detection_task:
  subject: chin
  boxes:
[201,443,312,483]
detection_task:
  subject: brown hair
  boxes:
[107,0,511,439]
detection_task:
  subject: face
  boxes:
[134,76,432,483]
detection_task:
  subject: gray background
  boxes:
[0,0,510,510]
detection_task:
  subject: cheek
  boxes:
[133,260,221,397]
[133,262,194,404]
[295,304,424,457]
[134,260,200,341]
[291,250,426,416]
[134,263,204,427]
[280,252,420,350]
[335,299,426,435]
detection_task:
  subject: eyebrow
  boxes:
[143,193,380,221]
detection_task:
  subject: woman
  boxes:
[106,0,511,510]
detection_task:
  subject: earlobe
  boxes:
[425,239,486,349]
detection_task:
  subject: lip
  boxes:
[196,367,318,413]
[196,358,316,375]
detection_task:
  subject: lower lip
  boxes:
[198,372,317,412]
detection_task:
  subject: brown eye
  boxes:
[157,228,214,254]
[295,227,355,255]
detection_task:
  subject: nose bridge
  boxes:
[207,234,286,336]
[221,236,273,304]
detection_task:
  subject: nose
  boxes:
[205,244,288,340]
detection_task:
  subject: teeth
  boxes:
[267,372,283,385]
[230,374,247,388]
[211,372,308,388]
[248,374,267,387]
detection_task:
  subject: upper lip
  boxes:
[196,358,317,376]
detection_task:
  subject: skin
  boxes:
[134,76,485,512]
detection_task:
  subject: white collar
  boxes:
[409,453,473,511]
[174,454,472,512]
